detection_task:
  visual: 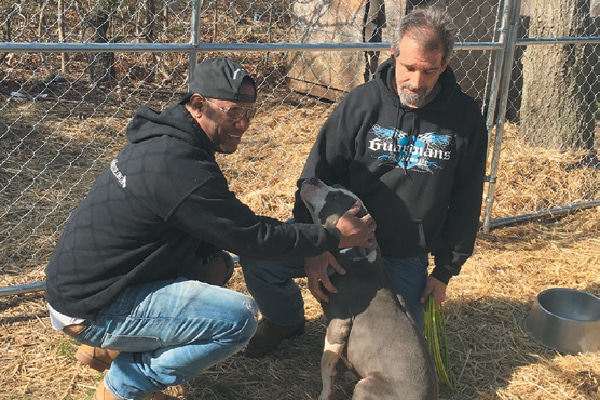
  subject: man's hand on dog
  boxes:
[335,201,376,249]
[304,252,345,303]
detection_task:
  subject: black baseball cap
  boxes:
[189,57,257,103]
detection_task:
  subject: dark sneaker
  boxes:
[244,318,305,358]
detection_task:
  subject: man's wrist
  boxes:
[431,266,454,285]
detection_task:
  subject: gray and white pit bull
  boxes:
[299,177,438,400]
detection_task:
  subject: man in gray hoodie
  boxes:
[241,7,488,358]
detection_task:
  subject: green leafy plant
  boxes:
[423,295,456,390]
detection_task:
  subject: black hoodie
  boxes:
[46,102,341,319]
[293,58,488,284]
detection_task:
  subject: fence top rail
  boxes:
[0,41,506,53]
[516,37,600,45]
[0,37,598,53]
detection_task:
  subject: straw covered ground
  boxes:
[0,88,599,400]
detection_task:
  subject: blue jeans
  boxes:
[69,279,258,399]
[241,253,429,331]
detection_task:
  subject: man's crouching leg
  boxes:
[77,279,258,399]
[240,256,306,357]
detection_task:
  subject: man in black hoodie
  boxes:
[241,7,488,357]
[45,57,375,400]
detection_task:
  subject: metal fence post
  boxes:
[482,0,522,233]
[188,0,202,92]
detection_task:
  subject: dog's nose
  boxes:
[307,177,320,185]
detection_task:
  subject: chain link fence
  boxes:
[1,0,599,294]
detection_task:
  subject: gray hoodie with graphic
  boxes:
[293,57,488,284]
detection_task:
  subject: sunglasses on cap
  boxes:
[205,99,256,121]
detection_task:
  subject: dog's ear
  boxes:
[355,206,368,218]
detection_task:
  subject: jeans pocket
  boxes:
[103,331,163,352]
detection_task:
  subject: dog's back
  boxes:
[329,262,438,399]
[300,178,438,400]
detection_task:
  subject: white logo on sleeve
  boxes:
[110,158,127,188]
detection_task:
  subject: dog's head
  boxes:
[300,177,366,229]
[300,178,378,261]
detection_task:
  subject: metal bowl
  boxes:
[522,288,600,354]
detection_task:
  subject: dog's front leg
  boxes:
[319,317,352,400]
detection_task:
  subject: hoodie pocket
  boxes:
[379,218,428,256]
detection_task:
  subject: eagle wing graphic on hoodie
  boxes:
[371,124,453,173]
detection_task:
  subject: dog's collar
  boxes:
[338,241,379,263]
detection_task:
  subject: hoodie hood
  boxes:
[125,102,216,152]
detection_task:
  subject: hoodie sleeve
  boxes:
[170,172,341,259]
[293,92,366,223]
[431,102,488,284]
[122,126,342,260]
